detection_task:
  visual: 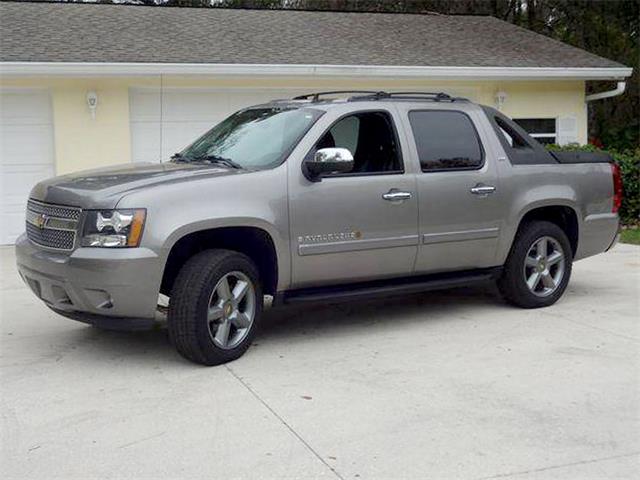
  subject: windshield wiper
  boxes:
[193,155,243,169]
[171,153,192,163]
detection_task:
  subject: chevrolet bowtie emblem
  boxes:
[34,214,47,229]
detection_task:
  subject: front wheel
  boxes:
[168,250,263,365]
[498,221,573,308]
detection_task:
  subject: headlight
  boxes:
[81,209,146,247]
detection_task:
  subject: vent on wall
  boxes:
[557,116,578,146]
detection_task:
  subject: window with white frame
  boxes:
[513,118,557,145]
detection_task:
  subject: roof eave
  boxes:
[0,62,632,80]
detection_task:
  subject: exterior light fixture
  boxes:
[495,91,508,110]
[86,90,98,119]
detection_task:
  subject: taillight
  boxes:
[611,163,623,213]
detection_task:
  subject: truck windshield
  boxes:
[176,107,324,169]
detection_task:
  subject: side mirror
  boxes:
[303,147,354,181]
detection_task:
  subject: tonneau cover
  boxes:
[550,151,613,164]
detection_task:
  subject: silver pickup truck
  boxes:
[16,91,622,365]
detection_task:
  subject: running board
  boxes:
[277,268,501,305]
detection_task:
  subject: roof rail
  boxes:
[291,91,466,103]
[293,91,386,102]
[350,91,463,102]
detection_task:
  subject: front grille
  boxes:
[26,199,81,251]
[27,199,81,221]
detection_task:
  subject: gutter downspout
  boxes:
[585,81,626,102]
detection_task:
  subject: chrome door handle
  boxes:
[382,189,412,202]
[470,184,496,195]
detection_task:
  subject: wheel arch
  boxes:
[513,202,580,258]
[160,223,282,297]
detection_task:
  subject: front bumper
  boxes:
[16,234,163,329]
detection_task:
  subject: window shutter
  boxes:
[557,116,578,145]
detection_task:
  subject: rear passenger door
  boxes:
[397,105,505,273]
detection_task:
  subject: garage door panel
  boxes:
[0,90,52,126]
[1,164,55,244]
[0,211,27,244]
[1,124,53,163]
[130,88,302,163]
[130,89,228,123]
[162,92,230,122]
[1,90,54,244]
[130,122,161,163]
[129,90,161,122]
[131,120,226,163]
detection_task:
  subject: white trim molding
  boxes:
[0,62,633,80]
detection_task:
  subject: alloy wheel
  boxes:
[207,271,256,349]
[523,236,566,297]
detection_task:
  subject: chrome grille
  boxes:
[27,199,81,221]
[26,199,81,251]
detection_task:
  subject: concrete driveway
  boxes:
[1,245,638,480]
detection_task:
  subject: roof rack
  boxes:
[291,91,465,103]
[350,91,463,102]
[292,91,386,102]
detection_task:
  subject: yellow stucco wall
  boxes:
[0,76,586,174]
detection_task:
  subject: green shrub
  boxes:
[547,144,639,225]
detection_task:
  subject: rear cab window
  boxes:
[407,110,484,172]
[481,105,557,165]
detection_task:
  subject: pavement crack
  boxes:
[118,431,166,449]
[225,364,345,480]
[545,309,640,343]
[476,451,640,479]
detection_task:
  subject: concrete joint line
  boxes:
[477,451,640,480]
[225,365,345,480]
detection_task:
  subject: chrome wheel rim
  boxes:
[523,236,566,297]
[207,271,255,350]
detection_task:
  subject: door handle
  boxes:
[470,184,496,195]
[382,189,412,202]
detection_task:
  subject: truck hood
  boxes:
[30,162,242,209]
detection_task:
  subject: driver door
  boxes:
[288,107,419,288]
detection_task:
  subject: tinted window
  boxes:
[315,111,402,174]
[408,111,483,171]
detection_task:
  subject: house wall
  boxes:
[0,76,587,175]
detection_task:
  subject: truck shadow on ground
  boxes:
[66,283,509,365]
[259,283,505,341]
[50,276,598,365]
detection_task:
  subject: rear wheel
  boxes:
[168,250,262,365]
[498,221,572,308]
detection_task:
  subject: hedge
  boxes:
[547,144,639,225]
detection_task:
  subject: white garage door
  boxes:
[0,89,55,244]
[129,88,304,163]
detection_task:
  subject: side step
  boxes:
[278,268,501,305]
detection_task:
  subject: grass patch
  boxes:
[620,228,640,245]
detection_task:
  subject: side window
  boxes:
[495,117,533,149]
[315,111,402,174]
[408,111,483,171]
[513,118,557,145]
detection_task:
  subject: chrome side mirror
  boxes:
[303,147,354,180]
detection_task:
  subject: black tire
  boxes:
[168,249,262,366]
[497,221,573,309]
